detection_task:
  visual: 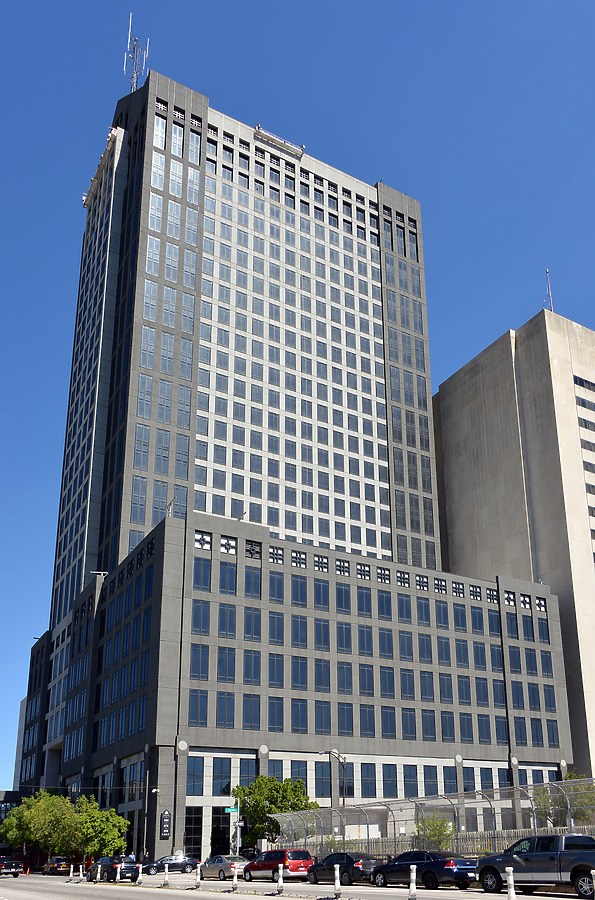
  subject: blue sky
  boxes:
[0,0,593,788]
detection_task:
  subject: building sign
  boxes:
[160,809,171,840]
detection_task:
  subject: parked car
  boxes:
[372,850,478,890]
[0,857,23,878]
[42,856,72,876]
[308,852,384,885]
[86,856,139,882]
[243,849,312,881]
[478,833,595,897]
[142,854,198,875]
[240,846,260,861]
[200,855,248,879]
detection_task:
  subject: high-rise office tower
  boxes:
[19,75,571,859]
[435,309,595,776]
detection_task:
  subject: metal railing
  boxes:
[272,778,595,858]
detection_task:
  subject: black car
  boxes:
[372,850,477,890]
[142,854,198,875]
[86,856,139,882]
[308,852,384,885]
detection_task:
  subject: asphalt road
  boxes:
[0,874,578,900]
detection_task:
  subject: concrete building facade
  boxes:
[435,310,595,776]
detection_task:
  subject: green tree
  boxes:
[415,814,454,850]
[0,792,129,859]
[73,795,128,858]
[534,773,595,827]
[232,775,319,844]
[0,791,75,856]
[0,795,37,850]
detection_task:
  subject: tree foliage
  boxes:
[72,795,128,857]
[415,814,453,850]
[533,773,595,827]
[0,791,128,858]
[232,776,318,844]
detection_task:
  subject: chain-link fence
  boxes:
[273,779,595,859]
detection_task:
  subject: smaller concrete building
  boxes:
[434,309,595,777]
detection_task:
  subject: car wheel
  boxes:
[575,872,594,899]
[219,870,227,880]
[272,869,280,882]
[375,872,388,887]
[481,869,503,893]
[457,883,470,891]
[422,872,439,890]
[12,874,19,878]
[184,864,193,874]
[308,872,318,884]
[101,870,109,883]
[131,876,138,883]
[520,889,536,895]
[149,865,158,876]
[244,870,252,881]
[86,871,93,882]
[340,871,352,886]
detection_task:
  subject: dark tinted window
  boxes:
[287,851,311,860]
[565,836,595,850]
[534,837,555,852]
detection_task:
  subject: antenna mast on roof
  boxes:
[546,268,554,312]
[124,14,149,93]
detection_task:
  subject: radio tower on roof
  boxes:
[124,13,149,93]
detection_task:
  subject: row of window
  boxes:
[191,565,550,640]
[187,689,560,747]
[192,645,557,711]
[186,756,554,800]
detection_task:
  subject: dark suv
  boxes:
[243,849,312,881]
[307,852,384,885]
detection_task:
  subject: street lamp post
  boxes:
[318,749,347,806]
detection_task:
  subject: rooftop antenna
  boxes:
[546,268,554,312]
[124,13,149,93]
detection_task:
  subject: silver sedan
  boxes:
[200,855,248,880]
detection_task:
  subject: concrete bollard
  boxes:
[505,866,516,900]
[195,863,202,889]
[233,865,238,891]
[137,863,143,885]
[68,864,74,881]
[97,864,102,883]
[409,864,417,900]
[79,864,84,880]
[334,863,341,900]
[277,863,284,894]
[164,862,169,885]
[116,864,121,882]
